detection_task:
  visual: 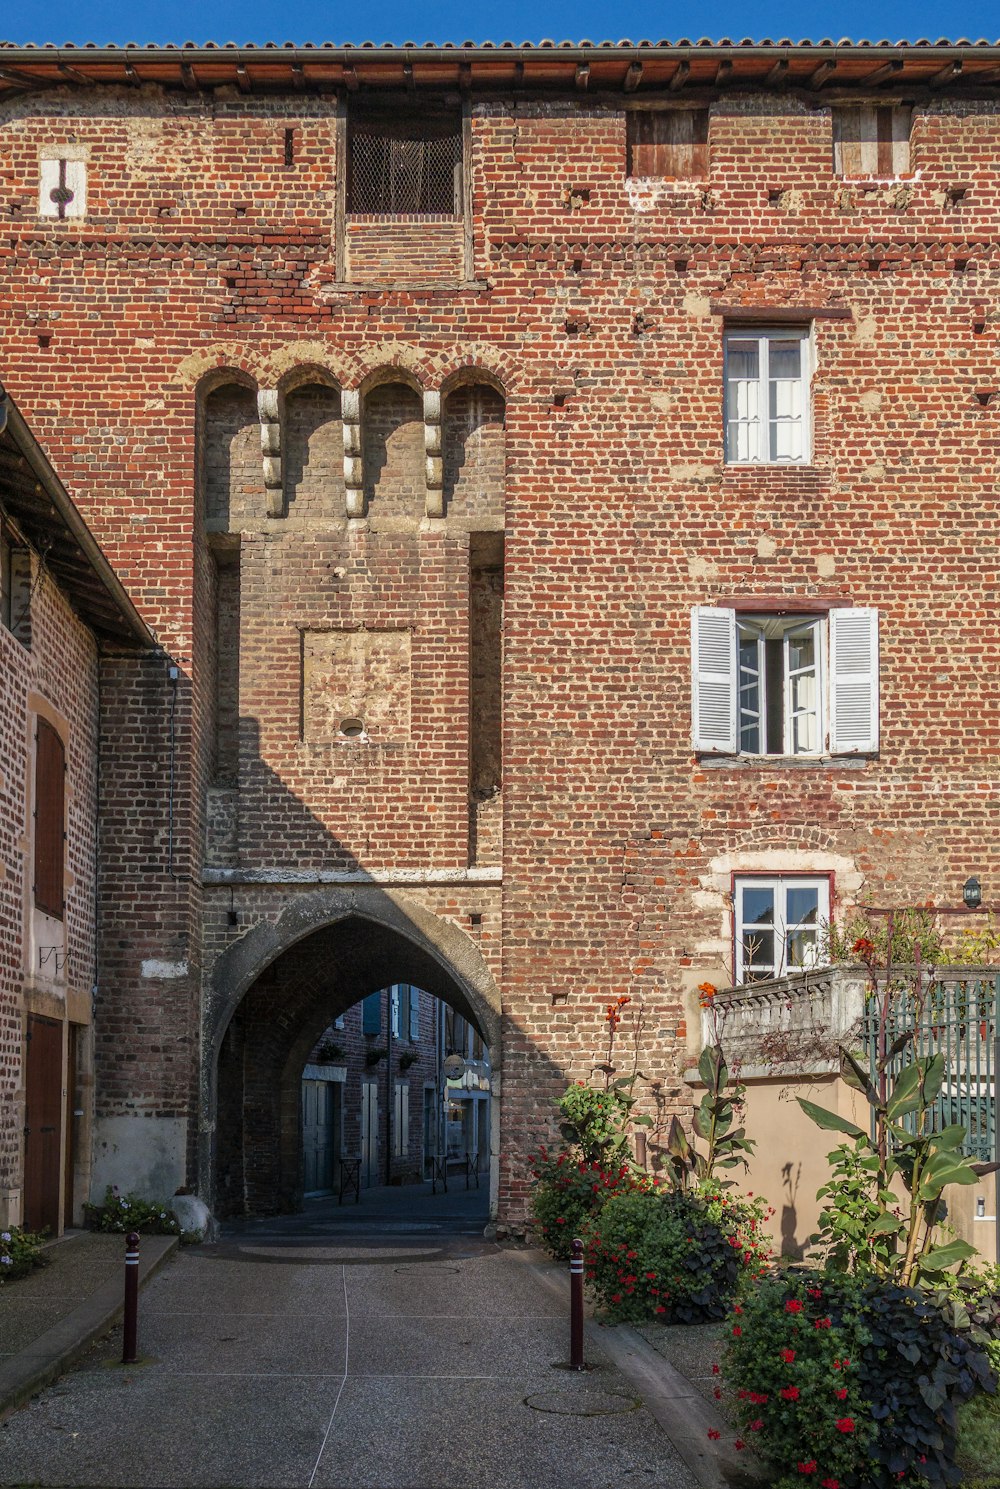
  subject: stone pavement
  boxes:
[0,1189,753,1489]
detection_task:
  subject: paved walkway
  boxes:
[0,1192,753,1489]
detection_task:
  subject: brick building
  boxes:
[0,39,997,1227]
[0,382,152,1234]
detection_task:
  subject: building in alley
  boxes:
[0,39,997,1231]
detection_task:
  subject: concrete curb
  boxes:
[511,1248,765,1489]
[0,1234,179,1422]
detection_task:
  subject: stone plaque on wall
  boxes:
[301,629,411,743]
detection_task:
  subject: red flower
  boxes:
[835,1418,855,1434]
[807,1287,823,1299]
[797,1462,817,1475]
[749,1419,763,1432]
[780,1386,800,1401]
[732,1326,742,1337]
[785,1299,803,1313]
[835,1387,848,1401]
[781,1348,796,1363]
[713,1387,722,1399]
[821,1481,840,1489]
[734,1440,746,1451]
[707,1429,720,1441]
[732,1304,744,1315]
[711,1364,720,1375]
[611,1294,621,1303]
[814,1317,832,1330]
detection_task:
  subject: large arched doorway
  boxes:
[204,891,501,1223]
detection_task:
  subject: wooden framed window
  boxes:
[734,875,832,983]
[833,106,911,178]
[34,719,66,918]
[627,109,709,180]
[724,327,811,465]
[691,606,880,757]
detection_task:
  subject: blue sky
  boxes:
[2,1,999,47]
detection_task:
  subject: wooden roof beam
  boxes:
[623,61,642,92]
[57,61,91,84]
[180,61,198,92]
[342,64,359,92]
[291,61,305,91]
[575,62,590,91]
[235,62,251,93]
[668,60,690,92]
[0,65,42,87]
[123,61,141,87]
[764,58,788,85]
[807,60,838,90]
[862,58,904,86]
[715,59,733,86]
[929,59,963,88]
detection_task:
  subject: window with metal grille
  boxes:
[34,719,65,918]
[348,119,462,216]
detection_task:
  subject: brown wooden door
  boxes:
[24,1015,63,1233]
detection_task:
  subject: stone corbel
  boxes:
[342,390,364,518]
[258,389,283,517]
[424,390,443,518]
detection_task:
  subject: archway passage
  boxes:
[213,912,497,1222]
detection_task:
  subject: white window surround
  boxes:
[734,875,831,984]
[724,327,811,465]
[39,156,87,219]
[691,606,879,758]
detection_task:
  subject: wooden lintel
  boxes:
[862,59,904,87]
[715,59,734,86]
[711,303,853,322]
[929,59,963,88]
[291,62,305,91]
[343,64,359,92]
[575,62,590,91]
[764,59,788,86]
[807,60,837,90]
[717,595,852,614]
[668,60,690,92]
[235,63,251,93]
[180,62,198,92]
[623,61,642,93]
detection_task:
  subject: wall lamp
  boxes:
[963,877,983,911]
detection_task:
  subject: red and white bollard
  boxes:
[570,1236,585,1371]
[122,1231,140,1365]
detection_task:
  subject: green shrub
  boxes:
[581,1186,757,1324]
[0,1226,48,1283]
[85,1185,181,1235]
[530,1149,650,1260]
[557,1083,632,1163]
[725,1271,996,1489]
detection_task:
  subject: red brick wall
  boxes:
[0,544,100,1223]
[346,217,465,284]
[1,84,998,1223]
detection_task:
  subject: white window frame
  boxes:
[692,606,879,758]
[724,327,812,466]
[734,875,831,984]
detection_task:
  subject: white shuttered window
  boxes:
[724,328,810,465]
[691,607,879,757]
[833,107,911,179]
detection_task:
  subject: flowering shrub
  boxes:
[698,1181,775,1280]
[581,1185,762,1324]
[85,1185,181,1235]
[0,1226,48,1283]
[530,1148,651,1260]
[725,1271,996,1489]
[557,1083,632,1164]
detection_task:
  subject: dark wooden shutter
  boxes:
[34,719,65,918]
[628,110,709,179]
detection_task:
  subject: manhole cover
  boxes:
[524,1388,641,1417]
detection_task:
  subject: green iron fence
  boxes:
[862,973,998,1163]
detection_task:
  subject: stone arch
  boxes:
[441,372,506,521]
[196,368,261,529]
[360,371,425,519]
[203,887,502,1218]
[277,366,344,517]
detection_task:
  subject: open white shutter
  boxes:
[691,606,737,753]
[409,987,420,1042]
[829,607,879,754]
